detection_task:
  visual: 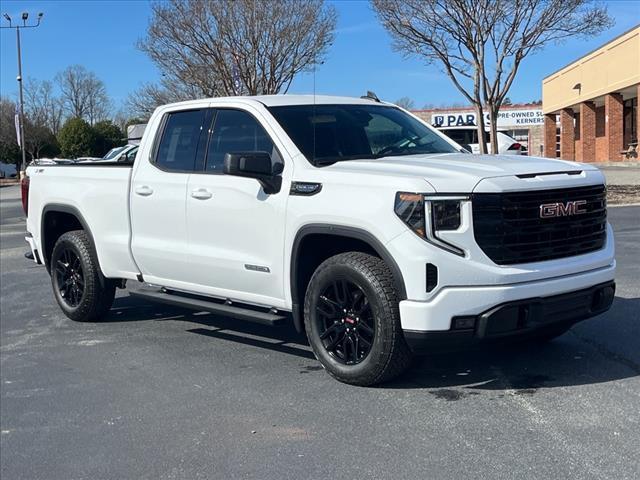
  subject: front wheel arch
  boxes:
[290,224,407,333]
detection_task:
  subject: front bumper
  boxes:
[404,281,615,354]
[399,259,615,331]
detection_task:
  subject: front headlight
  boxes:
[395,193,467,255]
[394,192,425,238]
[430,199,462,230]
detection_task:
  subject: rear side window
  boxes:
[206,109,275,173]
[155,109,206,172]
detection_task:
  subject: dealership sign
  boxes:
[432,108,543,128]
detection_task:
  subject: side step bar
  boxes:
[129,287,289,326]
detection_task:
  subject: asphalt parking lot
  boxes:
[1,184,639,480]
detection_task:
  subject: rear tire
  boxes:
[304,252,412,386]
[50,230,116,322]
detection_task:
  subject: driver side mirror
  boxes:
[223,152,283,194]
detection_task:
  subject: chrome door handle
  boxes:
[191,188,213,200]
[135,185,154,197]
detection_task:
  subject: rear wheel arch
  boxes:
[41,204,99,274]
[290,224,407,333]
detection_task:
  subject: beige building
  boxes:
[542,25,639,162]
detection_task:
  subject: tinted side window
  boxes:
[206,110,275,173]
[155,109,206,172]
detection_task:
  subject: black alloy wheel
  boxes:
[50,230,116,322]
[304,252,412,386]
[55,248,85,307]
[315,279,376,365]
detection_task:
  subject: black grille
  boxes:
[472,185,607,265]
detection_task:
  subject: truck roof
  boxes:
[163,94,385,110]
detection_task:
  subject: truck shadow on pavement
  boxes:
[107,294,316,360]
[106,294,639,393]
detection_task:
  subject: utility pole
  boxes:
[1,11,44,178]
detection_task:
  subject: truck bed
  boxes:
[26,164,139,279]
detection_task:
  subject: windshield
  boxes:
[267,104,458,166]
[103,146,126,160]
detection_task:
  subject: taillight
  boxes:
[508,143,522,151]
[21,176,30,216]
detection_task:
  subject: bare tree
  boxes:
[372,0,612,154]
[2,95,56,162]
[24,78,64,135]
[0,97,21,165]
[55,65,111,125]
[23,118,56,160]
[139,0,337,97]
[126,77,204,120]
[395,97,415,110]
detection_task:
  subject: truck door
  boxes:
[130,108,211,284]
[185,107,289,308]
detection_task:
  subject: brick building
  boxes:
[542,26,639,162]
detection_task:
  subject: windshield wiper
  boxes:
[371,149,437,159]
[313,154,379,166]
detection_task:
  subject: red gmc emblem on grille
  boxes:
[539,200,587,218]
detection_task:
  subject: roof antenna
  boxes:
[361,90,381,102]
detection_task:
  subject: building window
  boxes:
[623,97,638,148]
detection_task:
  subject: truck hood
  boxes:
[326,153,599,192]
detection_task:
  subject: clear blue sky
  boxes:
[1,0,638,111]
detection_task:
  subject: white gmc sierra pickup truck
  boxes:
[23,95,615,386]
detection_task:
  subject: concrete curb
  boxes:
[593,162,640,167]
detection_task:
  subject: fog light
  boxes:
[592,285,615,311]
[452,316,476,330]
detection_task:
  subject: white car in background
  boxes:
[78,144,139,164]
[437,126,524,155]
[0,162,18,178]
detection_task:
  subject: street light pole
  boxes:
[16,26,26,175]
[1,12,44,177]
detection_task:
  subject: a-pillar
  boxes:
[605,93,623,161]
[579,102,596,163]
[544,114,557,158]
[559,108,575,161]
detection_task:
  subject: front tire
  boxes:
[304,252,412,386]
[50,230,116,322]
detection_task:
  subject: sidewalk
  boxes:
[593,164,639,205]
[597,164,640,186]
